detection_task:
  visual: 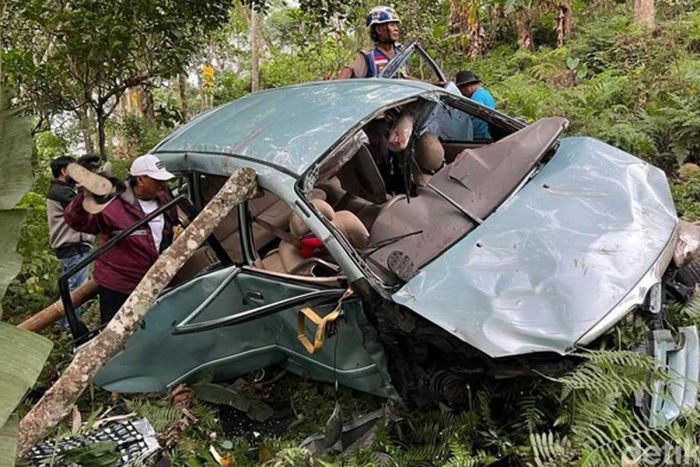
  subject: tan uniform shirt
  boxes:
[345,47,398,78]
[347,52,370,78]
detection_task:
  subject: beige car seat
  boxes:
[264,199,369,275]
[202,176,291,263]
[413,132,445,187]
[336,145,387,204]
[316,176,383,230]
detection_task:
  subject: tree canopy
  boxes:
[2,0,231,157]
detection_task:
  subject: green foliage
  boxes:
[673,292,700,326]
[671,173,700,221]
[529,431,577,466]
[125,399,183,432]
[3,0,232,156]
[52,441,121,467]
[34,131,69,157]
[6,0,700,465]
[453,3,700,172]
[547,348,700,466]
[115,114,171,157]
[556,350,666,397]
[0,84,53,467]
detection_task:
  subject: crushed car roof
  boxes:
[152,80,437,176]
[393,137,678,358]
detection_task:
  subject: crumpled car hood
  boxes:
[393,137,678,358]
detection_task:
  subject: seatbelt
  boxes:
[253,216,298,245]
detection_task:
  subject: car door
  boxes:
[95,187,394,398]
[380,41,458,92]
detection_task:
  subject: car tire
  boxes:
[676,259,700,289]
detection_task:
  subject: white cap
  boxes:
[130,155,174,181]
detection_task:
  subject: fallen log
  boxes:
[17,168,257,457]
[18,279,99,333]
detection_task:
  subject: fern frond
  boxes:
[441,438,498,467]
[679,293,700,325]
[124,399,182,432]
[556,349,667,396]
[529,430,576,466]
[511,395,545,436]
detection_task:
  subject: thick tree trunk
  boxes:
[16,168,257,457]
[139,85,156,127]
[634,0,655,28]
[18,280,98,333]
[449,0,468,53]
[95,108,107,160]
[492,2,504,20]
[449,0,466,33]
[178,72,189,120]
[250,7,260,92]
[555,0,574,47]
[468,22,486,58]
[515,8,534,51]
[76,107,95,154]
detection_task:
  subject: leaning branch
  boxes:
[16,168,257,457]
[18,279,98,333]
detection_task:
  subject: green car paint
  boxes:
[95,266,396,398]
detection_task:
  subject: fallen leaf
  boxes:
[259,444,273,463]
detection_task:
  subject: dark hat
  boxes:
[455,70,481,87]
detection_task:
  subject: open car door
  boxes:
[95,265,394,398]
[379,41,462,94]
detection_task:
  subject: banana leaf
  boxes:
[0,418,19,467]
[0,87,52,466]
[0,91,32,211]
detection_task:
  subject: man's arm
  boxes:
[336,52,368,79]
[63,192,105,235]
[337,67,355,79]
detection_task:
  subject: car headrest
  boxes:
[332,210,369,250]
[290,198,335,238]
[414,132,444,174]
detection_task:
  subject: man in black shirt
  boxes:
[46,155,96,328]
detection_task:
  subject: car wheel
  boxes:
[676,258,700,289]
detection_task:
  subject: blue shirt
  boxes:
[470,87,496,140]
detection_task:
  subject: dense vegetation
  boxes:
[4,0,700,464]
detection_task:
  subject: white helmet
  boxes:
[366,6,400,28]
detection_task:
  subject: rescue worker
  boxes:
[338,6,402,79]
[455,70,496,140]
[64,154,179,324]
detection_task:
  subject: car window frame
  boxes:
[380,41,447,83]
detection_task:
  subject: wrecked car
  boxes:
[61,48,699,428]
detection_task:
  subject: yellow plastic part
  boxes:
[297,288,354,354]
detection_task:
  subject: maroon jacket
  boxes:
[64,185,178,295]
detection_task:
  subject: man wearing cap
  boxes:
[455,70,496,140]
[338,6,402,79]
[64,154,179,324]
